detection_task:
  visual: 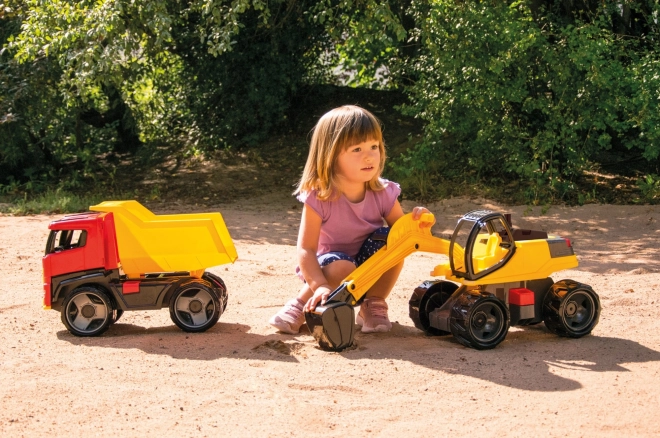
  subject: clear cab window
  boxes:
[46,229,87,254]
[471,217,512,275]
[450,220,470,275]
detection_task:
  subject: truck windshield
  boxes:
[45,229,87,255]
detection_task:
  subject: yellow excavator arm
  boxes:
[338,213,450,305]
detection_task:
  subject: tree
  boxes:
[1,0,407,187]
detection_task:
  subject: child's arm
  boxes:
[297,205,333,310]
[385,201,433,228]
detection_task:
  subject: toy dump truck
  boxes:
[42,200,238,336]
[305,210,600,351]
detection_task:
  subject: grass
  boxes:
[0,189,136,215]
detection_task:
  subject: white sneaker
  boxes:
[269,298,305,334]
[355,298,392,333]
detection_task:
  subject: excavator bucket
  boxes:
[305,302,355,351]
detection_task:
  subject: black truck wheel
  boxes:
[61,287,114,337]
[112,308,124,324]
[169,282,221,333]
[202,271,228,312]
[450,292,509,350]
[543,280,600,338]
[409,280,458,336]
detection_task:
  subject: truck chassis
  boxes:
[52,269,228,336]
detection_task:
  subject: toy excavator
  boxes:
[42,201,237,336]
[305,210,601,351]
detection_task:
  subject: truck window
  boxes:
[45,229,87,255]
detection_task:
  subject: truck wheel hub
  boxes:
[565,302,577,317]
[189,300,203,314]
[81,305,96,318]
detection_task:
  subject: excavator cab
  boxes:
[449,210,515,281]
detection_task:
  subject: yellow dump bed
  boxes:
[90,201,237,278]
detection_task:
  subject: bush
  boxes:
[397,1,660,203]
[173,2,330,150]
[1,0,333,190]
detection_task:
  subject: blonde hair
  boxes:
[295,105,386,200]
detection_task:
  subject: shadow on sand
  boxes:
[341,324,660,392]
[57,319,660,392]
[56,321,306,363]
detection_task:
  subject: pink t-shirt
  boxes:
[297,179,401,257]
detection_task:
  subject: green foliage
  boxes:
[1,0,140,189]
[173,0,332,148]
[2,3,111,188]
[11,0,174,102]
[637,174,660,203]
[398,0,660,203]
[0,0,345,190]
[3,0,660,206]
[311,0,407,88]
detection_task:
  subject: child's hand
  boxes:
[304,284,333,312]
[411,206,434,228]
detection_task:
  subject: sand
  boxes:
[1,193,659,437]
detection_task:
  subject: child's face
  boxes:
[335,138,381,185]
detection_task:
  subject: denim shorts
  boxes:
[297,227,390,281]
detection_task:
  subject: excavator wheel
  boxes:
[450,292,509,350]
[409,280,458,336]
[543,280,600,338]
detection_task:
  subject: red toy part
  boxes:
[42,211,120,308]
[508,287,536,325]
[509,287,535,306]
[122,281,141,294]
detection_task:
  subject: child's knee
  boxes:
[322,259,356,286]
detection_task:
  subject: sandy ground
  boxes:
[1,193,660,437]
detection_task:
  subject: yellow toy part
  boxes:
[305,208,593,352]
[441,236,578,286]
[340,213,448,304]
[90,200,237,278]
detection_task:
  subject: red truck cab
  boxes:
[42,212,120,309]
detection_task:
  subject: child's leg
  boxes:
[271,255,356,334]
[353,226,403,300]
[364,261,404,300]
[295,282,314,303]
[354,227,403,332]
[354,262,403,333]
[294,259,356,302]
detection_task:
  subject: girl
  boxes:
[269,105,430,334]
